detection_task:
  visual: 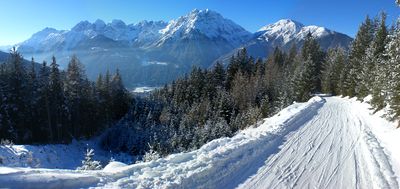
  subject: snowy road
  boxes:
[238,97,399,189]
[1,96,399,189]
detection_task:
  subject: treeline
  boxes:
[102,31,326,155]
[0,50,131,143]
[321,13,400,122]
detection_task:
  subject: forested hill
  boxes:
[0,50,131,144]
[0,50,41,69]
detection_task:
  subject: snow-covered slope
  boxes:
[0,140,133,170]
[1,96,399,189]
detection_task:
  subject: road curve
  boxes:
[238,97,399,189]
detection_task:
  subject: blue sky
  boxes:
[0,0,399,45]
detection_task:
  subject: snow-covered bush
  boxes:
[26,151,40,168]
[0,139,14,146]
[77,149,102,170]
[143,144,160,162]
[18,151,40,168]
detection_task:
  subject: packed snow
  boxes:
[1,96,400,188]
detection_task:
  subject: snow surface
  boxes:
[131,87,159,93]
[1,96,400,189]
[0,140,134,169]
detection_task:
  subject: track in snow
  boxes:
[238,97,398,189]
[0,97,399,189]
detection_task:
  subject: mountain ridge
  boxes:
[11,9,353,88]
[216,19,352,64]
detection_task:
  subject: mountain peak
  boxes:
[189,8,201,14]
[189,8,217,16]
[40,27,59,33]
[135,20,167,27]
[274,19,303,27]
[72,20,92,32]
[94,19,106,30]
[258,19,304,33]
[159,9,251,47]
[185,9,226,24]
[256,19,335,43]
[110,19,126,28]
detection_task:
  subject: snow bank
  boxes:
[103,161,128,172]
[0,168,100,189]
[0,139,133,169]
[352,95,400,185]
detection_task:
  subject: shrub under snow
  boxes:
[77,149,102,170]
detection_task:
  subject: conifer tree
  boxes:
[49,56,65,141]
[111,69,130,120]
[7,48,30,142]
[293,56,316,101]
[359,13,388,99]
[386,20,400,119]
[292,33,323,101]
[301,32,324,92]
[65,55,87,137]
[37,61,53,141]
[347,16,374,97]
[77,149,102,170]
[322,48,346,95]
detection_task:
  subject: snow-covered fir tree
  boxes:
[346,16,374,97]
[77,148,102,170]
[386,20,400,119]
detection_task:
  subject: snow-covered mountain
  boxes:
[147,9,252,67]
[14,12,352,88]
[156,9,251,48]
[217,19,353,64]
[255,19,336,43]
[17,19,167,54]
[256,19,351,49]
